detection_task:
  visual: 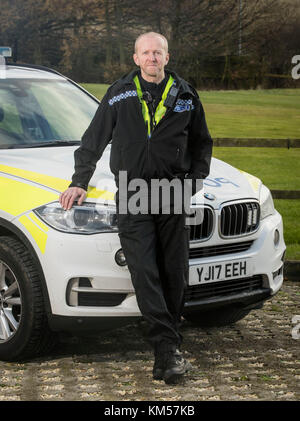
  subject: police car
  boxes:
[0,48,286,361]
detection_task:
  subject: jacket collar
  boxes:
[121,68,196,97]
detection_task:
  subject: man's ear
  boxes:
[165,53,170,65]
[133,53,139,66]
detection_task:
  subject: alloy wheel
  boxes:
[0,260,22,342]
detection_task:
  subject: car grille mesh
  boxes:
[189,207,214,241]
[189,240,253,259]
[220,202,260,237]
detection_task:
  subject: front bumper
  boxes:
[15,208,285,331]
[182,209,285,315]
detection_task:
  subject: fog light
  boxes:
[274,229,280,246]
[115,249,127,266]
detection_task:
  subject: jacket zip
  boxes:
[147,132,151,179]
[129,79,190,179]
[149,82,183,137]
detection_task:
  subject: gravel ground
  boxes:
[0,280,299,402]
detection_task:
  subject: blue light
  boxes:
[0,47,12,57]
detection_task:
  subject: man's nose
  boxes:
[149,53,156,61]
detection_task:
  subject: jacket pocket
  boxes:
[109,138,122,175]
[121,141,147,179]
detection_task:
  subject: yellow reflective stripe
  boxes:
[0,176,58,216]
[0,164,115,201]
[86,187,115,201]
[154,75,174,125]
[19,215,48,254]
[28,212,49,232]
[133,76,151,136]
[0,164,70,192]
[134,75,175,137]
[239,170,261,192]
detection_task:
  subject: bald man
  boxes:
[60,32,213,384]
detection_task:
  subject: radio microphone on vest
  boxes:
[142,91,153,104]
[164,85,179,108]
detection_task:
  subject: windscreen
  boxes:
[0,78,98,148]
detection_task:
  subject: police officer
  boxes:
[59,32,213,384]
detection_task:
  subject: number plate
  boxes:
[189,259,253,286]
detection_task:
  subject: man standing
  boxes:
[59,32,213,384]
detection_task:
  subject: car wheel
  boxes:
[183,307,251,328]
[0,236,56,361]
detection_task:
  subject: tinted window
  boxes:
[0,78,98,148]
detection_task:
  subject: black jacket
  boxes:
[70,69,213,191]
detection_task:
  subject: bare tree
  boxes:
[0,0,297,87]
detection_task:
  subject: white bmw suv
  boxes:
[0,52,286,361]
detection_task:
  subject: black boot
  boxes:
[163,348,192,384]
[152,353,165,380]
[153,341,174,380]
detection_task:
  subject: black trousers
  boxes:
[116,191,190,353]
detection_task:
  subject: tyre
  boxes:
[0,236,56,361]
[183,306,251,328]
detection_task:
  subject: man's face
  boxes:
[133,35,169,81]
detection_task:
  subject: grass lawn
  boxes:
[81,83,300,260]
[274,200,300,260]
[81,83,109,102]
[81,84,300,140]
[199,89,300,139]
[213,147,300,191]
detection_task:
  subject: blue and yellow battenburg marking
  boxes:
[108,90,137,106]
[173,99,194,113]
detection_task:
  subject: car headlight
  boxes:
[259,185,275,220]
[34,202,118,234]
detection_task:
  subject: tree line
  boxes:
[0,0,299,89]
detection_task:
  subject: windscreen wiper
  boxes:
[1,140,81,149]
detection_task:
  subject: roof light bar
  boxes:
[0,47,12,57]
[0,47,11,79]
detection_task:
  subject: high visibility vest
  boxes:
[133,74,174,138]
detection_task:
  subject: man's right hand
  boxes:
[59,187,87,210]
